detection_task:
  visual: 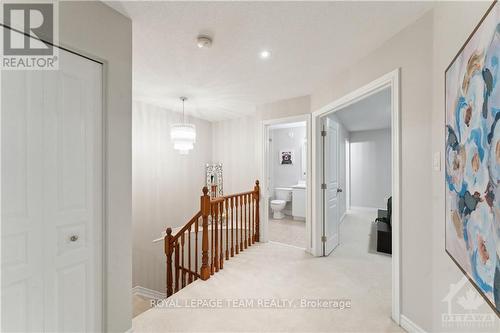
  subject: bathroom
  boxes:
[268,121,307,248]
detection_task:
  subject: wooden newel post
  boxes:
[254,180,260,242]
[200,186,211,280]
[165,227,173,297]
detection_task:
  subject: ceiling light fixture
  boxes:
[197,35,212,49]
[171,97,196,155]
[260,50,271,59]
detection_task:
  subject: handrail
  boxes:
[222,190,255,199]
[164,180,260,297]
[171,211,202,242]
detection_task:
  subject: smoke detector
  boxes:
[197,35,212,49]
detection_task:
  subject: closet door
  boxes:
[1,39,103,332]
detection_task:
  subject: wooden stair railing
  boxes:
[164,180,260,297]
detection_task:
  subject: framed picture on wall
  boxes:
[445,1,500,315]
[280,150,294,165]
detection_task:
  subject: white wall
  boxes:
[257,95,310,120]
[431,2,500,331]
[311,5,500,331]
[270,126,306,189]
[212,116,260,194]
[349,129,391,209]
[59,2,132,332]
[132,101,212,294]
[311,11,434,330]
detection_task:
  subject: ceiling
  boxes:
[105,1,433,122]
[335,87,391,132]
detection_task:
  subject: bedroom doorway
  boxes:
[312,69,401,324]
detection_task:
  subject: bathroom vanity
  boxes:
[292,183,306,220]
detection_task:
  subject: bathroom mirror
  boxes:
[300,138,307,179]
[206,163,223,197]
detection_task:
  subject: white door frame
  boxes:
[260,114,313,253]
[311,68,401,324]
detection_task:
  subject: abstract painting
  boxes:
[445,2,500,315]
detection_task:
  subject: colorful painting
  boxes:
[445,2,500,315]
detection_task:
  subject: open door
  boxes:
[322,117,341,256]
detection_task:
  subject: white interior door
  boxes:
[1,41,103,332]
[322,117,340,256]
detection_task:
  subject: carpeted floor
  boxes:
[133,295,153,318]
[268,216,306,248]
[133,209,398,332]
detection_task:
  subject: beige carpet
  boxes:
[133,209,400,332]
[268,216,306,248]
[133,295,153,318]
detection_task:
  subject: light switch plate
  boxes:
[433,152,441,171]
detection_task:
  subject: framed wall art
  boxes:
[445,1,500,315]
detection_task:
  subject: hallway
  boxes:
[133,210,398,332]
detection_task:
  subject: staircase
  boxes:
[164,180,260,297]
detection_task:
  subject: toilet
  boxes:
[270,187,292,219]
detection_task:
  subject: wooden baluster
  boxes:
[247,194,250,247]
[253,194,256,244]
[200,187,211,280]
[174,240,180,292]
[165,228,173,297]
[181,233,185,288]
[214,203,219,272]
[255,180,260,242]
[230,197,234,257]
[252,194,256,244]
[195,218,199,280]
[243,195,248,249]
[219,202,224,269]
[225,198,229,260]
[248,194,252,246]
[210,204,214,274]
[239,195,244,251]
[235,196,239,254]
[188,225,192,283]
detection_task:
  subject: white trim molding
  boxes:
[132,286,166,300]
[260,114,313,254]
[400,315,428,333]
[311,68,401,325]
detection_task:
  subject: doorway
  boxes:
[261,115,312,251]
[1,30,104,332]
[312,69,401,323]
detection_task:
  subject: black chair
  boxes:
[375,197,392,254]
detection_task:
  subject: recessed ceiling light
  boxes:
[260,50,271,59]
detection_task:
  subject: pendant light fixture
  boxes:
[170,97,196,155]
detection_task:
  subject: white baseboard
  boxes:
[132,285,166,300]
[349,206,379,213]
[124,328,134,333]
[400,315,427,333]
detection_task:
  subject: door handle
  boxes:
[69,235,79,242]
[337,188,343,193]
